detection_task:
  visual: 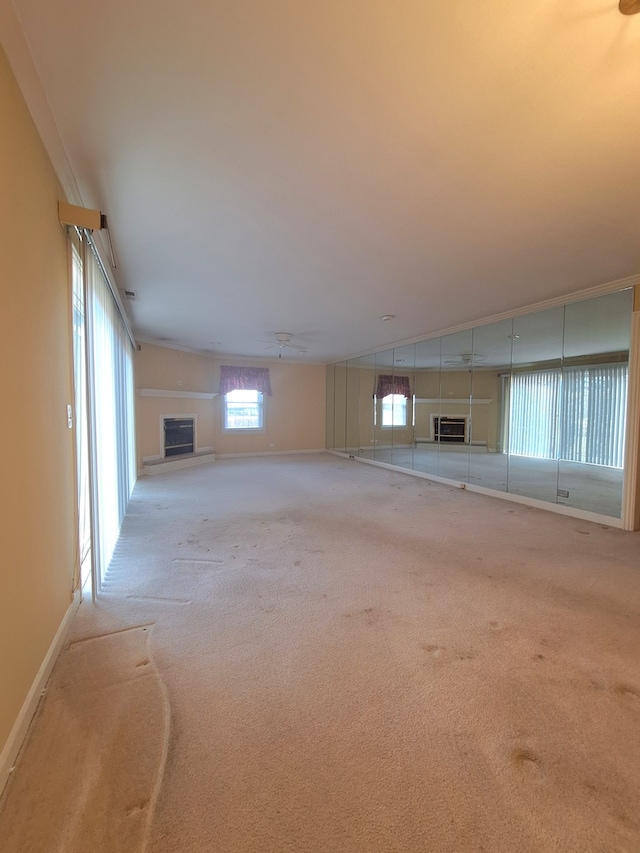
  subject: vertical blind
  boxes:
[84,237,136,588]
[508,365,628,468]
[71,242,92,589]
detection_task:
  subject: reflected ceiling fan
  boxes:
[260,332,309,358]
[442,352,486,367]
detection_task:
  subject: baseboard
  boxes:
[0,590,81,798]
[215,449,327,459]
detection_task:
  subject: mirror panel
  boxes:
[333,362,347,454]
[345,358,362,456]
[373,349,395,463]
[469,319,513,492]
[350,354,376,458]
[412,338,442,477]
[507,307,564,504]
[325,364,335,450]
[557,289,632,518]
[437,330,473,482]
[390,344,416,469]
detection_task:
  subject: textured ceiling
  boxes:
[3,0,640,361]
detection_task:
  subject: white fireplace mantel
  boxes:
[137,388,218,399]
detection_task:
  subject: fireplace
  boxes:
[163,417,195,457]
[434,416,467,443]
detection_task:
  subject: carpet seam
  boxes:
[140,624,171,853]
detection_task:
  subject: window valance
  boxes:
[219,365,272,396]
[374,374,412,399]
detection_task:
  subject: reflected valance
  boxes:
[219,365,273,396]
[374,374,412,399]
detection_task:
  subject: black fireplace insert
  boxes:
[434,416,466,443]
[164,418,195,457]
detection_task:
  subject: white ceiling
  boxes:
[3,0,640,362]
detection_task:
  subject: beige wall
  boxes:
[0,47,77,755]
[135,344,218,465]
[135,344,326,463]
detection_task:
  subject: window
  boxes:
[381,394,407,427]
[224,389,264,430]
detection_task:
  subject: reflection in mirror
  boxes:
[557,289,632,518]
[437,330,473,482]
[468,319,513,492]
[325,364,335,450]
[390,344,416,469]
[373,349,395,463]
[507,307,564,504]
[333,362,347,454]
[345,358,361,455]
[412,338,442,477]
[348,354,376,458]
[327,286,633,522]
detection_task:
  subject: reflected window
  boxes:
[382,394,407,427]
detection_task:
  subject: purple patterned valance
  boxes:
[374,374,412,399]
[219,366,273,396]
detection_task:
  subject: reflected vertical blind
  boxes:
[509,370,561,460]
[84,235,136,588]
[508,366,628,468]
[560,366,628,468]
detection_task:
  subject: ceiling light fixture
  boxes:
[380,314,395,321]
[619,0,640,13]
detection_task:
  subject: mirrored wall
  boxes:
[326,288,633,519]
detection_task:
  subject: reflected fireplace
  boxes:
[434,416,467,443]
[163,417,194,457]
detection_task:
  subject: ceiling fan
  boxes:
[442,352,486,367]
[260,332,309,358]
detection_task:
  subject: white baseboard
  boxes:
[0,590,81,798]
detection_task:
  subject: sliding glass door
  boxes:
[70,231,136,595]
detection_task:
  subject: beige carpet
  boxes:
[1,453,639,852]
